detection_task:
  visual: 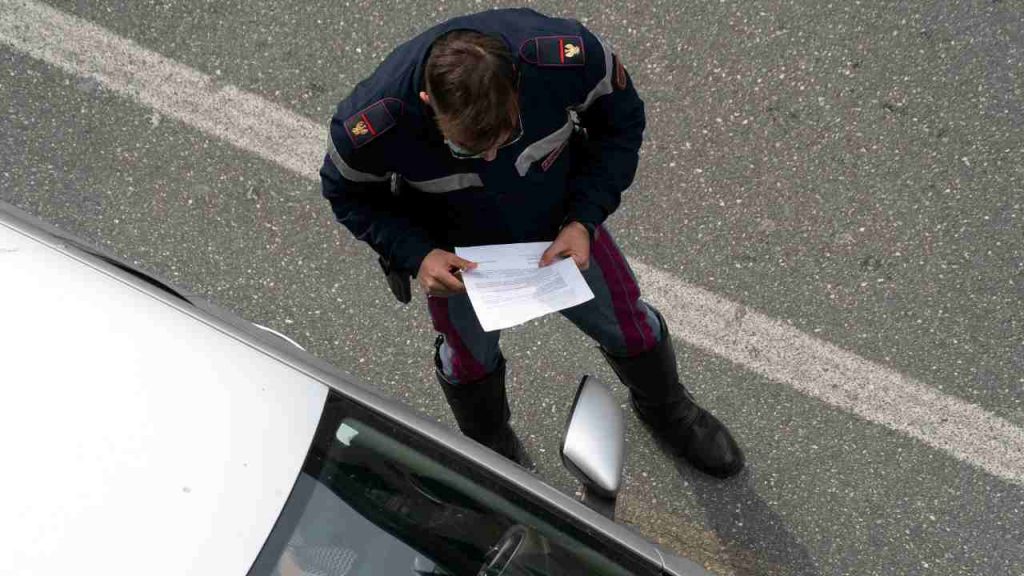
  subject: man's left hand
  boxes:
[540,221,591,270]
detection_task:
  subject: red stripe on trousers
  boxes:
[428,296,486,382]
[591,229,656,355]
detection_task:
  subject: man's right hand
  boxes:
[417,249,478,297]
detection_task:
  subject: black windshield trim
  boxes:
[82,249,193,304]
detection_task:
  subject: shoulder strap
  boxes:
[519,35,586,67]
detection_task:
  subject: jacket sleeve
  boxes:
[565,26,646,232]
[321,118,435,274]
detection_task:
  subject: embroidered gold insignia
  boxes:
[564,43,581,58]
[351,121,369,136]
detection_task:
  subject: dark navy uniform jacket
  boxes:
[320,8,645,274]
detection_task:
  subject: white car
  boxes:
[0,201,709,576]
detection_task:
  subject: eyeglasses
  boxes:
[445,112,524,160]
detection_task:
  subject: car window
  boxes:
[249,390,661,576]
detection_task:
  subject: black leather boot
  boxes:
[434,337,534,469]
[600,310,744,478]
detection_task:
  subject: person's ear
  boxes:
[419,91,431,106]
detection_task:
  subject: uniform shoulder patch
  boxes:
[343,98,404,148]
[519,35,586,67]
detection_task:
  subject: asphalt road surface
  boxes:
[1,1,1022,574]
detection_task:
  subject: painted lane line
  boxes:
[3,0,1022,486]
[636,261,1024,486]
[0,0,322,178]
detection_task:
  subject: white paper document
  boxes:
[455,242,595,332]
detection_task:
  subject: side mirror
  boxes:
[560,375,625,520]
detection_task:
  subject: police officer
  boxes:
[321,8,744,478]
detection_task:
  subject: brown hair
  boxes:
[425,30,519,152]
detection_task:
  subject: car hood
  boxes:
[0,218,328,575]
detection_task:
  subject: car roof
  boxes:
[0,212,328,575]
[0,202,707,576]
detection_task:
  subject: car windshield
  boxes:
[248,390,659,576]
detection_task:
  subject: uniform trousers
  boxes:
[429,227,662,383]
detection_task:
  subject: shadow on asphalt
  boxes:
[671,460,820,576]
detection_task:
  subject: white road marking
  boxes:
[3,0,1022,486]
[0,0,321,178]
[636,262,1024,486]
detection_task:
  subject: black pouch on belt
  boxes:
[378,256,412,304]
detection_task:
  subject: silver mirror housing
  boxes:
[561,375,626,507]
